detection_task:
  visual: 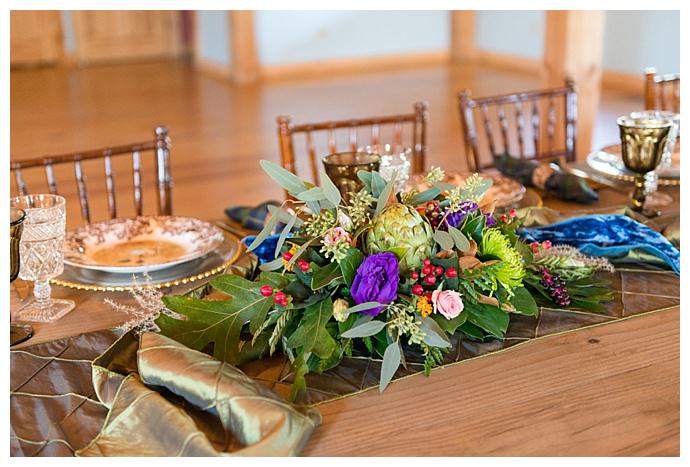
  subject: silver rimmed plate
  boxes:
[53,229,242,291]
[587,144,680,185]
[64,216,225,273]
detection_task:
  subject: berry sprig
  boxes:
[410,258,458,295]
[530,240,552,254]
[259,285,291,307]
[539,267,570,307]
[499,208,518,224]
[283,251,312,273]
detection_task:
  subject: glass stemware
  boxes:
[322,152,380,203]
[10,194,75,322]
[10,207,33,346]
[358,143,412,192]
[629,110,680,209]
[617,115,673,214]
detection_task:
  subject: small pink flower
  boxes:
[431,289,464,320]
[323,227,351,247]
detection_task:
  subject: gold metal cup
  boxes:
[617,116,673,213]
[322,152,380,203]
[10,207,33,346]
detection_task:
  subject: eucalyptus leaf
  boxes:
[320,170,342,207]
[374,172,397,218]
[341,319,386,338]
[379,341,402,392]
[447,225,471,253]
[246,206,280,253]
[357,170,374,194]
[433,181,456,192]
[260,160,307,196]
[420,317,452,348]
[259,257,284,271]
[433,230,454,251]
[274,212,297,258]
[371,172,388,198]
[409,186,441,205]
[343,301,384,315]
[296,187,327,202]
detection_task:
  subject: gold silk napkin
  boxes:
[77,333,320,456]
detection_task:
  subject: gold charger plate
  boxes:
[586,143,680,187]
[52,229,242,292]
[407,170,527,208]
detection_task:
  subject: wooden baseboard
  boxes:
[471,50,544,76]
[260,50,450,81]
[601,69,643,95]
[194,58,233,80]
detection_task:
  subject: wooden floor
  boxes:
[10,60,643,227]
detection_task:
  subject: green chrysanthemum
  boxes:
[480,228,525,293]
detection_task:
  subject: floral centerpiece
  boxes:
[158,162,613,399]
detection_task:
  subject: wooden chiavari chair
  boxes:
[276,102,428,199]
[458,80,577,172]
[10,126,172,224]
[645,67,680,112]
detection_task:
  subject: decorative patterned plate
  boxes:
[64,216,225,273]
[407,171,526,208]
[586,144,680,186]
[53,229,241,291]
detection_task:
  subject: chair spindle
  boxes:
[104,153,117,219]
[131,151,143,217]
[44,162,58,195]
[514,100,525,158]
[14,168,28,197]
[74,159,91,224]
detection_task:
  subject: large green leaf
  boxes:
[210,275,275,333]
[339,247,364,286]
[158,293,270,365]
[509,286,539,316]
[311,261,343,290]
[432,311,468,335]
[409,186,441,205]
[286,299,336,359]
[374,173,397,218]
[465,302,509,339]
[447,225,471,253]
[341,319,386,338]
[433,230,454,251]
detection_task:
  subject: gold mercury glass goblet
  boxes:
[322,152,380,203]
[10,194,75,322]
[617,115,673,214]
[10,207,34,346]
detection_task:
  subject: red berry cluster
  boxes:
[259,285,290,307]
[499,208,518,224]
[283,251,311,272]
[410,258,457,295]
[530,240,552,254]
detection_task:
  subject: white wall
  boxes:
[476,11,544,59]
[255,11,449,65]
[603,11,680,75]
[475,10,680,74]
[196,11,231,66]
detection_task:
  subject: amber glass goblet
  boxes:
[10,207,33,346]
[617,116,672,214]
[322,152,380,203]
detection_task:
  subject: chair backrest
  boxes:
[276,102,428,198]
[458,79,577,172]
[10,126,172,224]
[645,67,680,112]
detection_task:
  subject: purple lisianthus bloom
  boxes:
[483,211,497,227]
[445,202,480,228]
[350,252,399,316]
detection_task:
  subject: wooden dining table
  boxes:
[10,183,680,456]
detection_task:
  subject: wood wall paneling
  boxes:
[10,11,64,67]
[72,11,182,64]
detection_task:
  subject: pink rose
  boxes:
[431,289,464,319]
[323,227,351,247]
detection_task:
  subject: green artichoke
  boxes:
[366,204,434,273]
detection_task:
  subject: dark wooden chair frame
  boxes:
[644,67,680,112]
[458,79,577,172]
[10,126,172,224]
[276,102,428,199]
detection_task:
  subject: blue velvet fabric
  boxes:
[518,214,680,274]
[241,234,282,264]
